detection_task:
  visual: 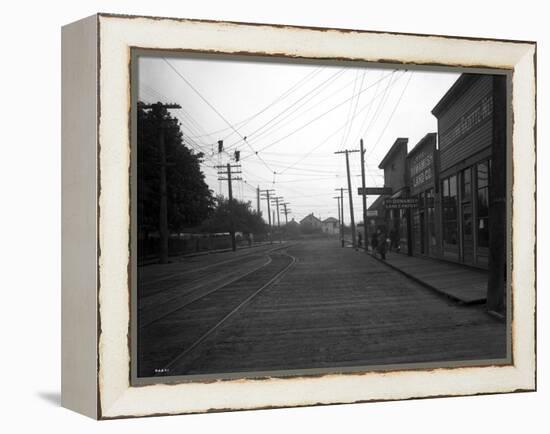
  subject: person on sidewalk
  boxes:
[357,232,363,249]
[377,229,387,260]
[389,227,398,252]
[371,230,379,256]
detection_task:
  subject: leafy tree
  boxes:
[201,196,267,235]
[137,102,214,235]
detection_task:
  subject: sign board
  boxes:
[439,95,493,149]
[366,210,378,217]
[409,149,434,191]
[358,187,392,196]
[384,198,418,209]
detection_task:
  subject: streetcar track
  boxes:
[160,250,297,373]
[138,255,268,310]
[140,243,289,289]
[138,254,274,328]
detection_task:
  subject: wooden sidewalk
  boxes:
[369,251,488,304]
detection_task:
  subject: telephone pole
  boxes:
[217,163,242,251]
[271,196,284,243]
[335,149,360,248]
[270,196,283,228]
[282,203,291,225]
[141,102,182,264]
[256,185,260,214]
[260,189,275,244]
[335,188,347,247]
[360,139,368,252]
[333,196,341,235]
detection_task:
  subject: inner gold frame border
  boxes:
[93,13,535,419]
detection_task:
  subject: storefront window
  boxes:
[461,168,472,202]
[442,175,458,258]
[399,209,408,253]
[477,161,490,248]
[426,189,436,247]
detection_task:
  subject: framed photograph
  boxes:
[61,13,536,419]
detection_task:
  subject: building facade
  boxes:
[299,213,322,231]
[431,73,503,269]
[367,73,506,273]
[321,217,339,235]
[406,133,441,258]
[377,138,410,253]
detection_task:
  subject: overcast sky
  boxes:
[138,54,460,224]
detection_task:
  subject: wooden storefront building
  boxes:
[368,73,506,275]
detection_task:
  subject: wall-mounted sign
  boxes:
[358,187,393,196]
[385,198,418,209]
[439,94,493,149]
[409,150,434,190]
[366,210,378,217]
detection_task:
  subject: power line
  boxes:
[162,57,275,173]
[188,66,324,140]
[357,70,399,144]
[274,71,406,175]
[338,70,365,151]
[227,68,346,149]
[242,69,397,158]
[366,71,414,159]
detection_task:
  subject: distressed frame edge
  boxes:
[94,14,536,419]
[61,13,100,419]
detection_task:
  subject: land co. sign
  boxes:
[384,198,418,209]
[409,149,434,191]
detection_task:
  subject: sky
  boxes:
[138,54,460,224]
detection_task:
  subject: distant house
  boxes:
[286,218,299,228]
[299,213,322,231]
[321,217,339,235]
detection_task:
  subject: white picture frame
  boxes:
[61,13,536,419]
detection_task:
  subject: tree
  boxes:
[202,196,267,235]
[137,102,215,236]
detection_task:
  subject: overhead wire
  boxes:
[187,66,324,140]
[162,57,275,174]
[366,71,413,160]
[274,70,406,175]
[226,68,346,150]
[241,69,397,158]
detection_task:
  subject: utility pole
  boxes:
[141,102,182,264]
[270,196,283,228]
[360,139,368,252]
[260,189,275,244]
[335,188,347,247]
[256,185,260,214]
[333,196,341,230]
[335,149,360,248]
[271,196,284,243]
[333,196,342,241]
[282,203,290,225]
[217,163,242,252]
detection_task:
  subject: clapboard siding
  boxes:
[437,76,493,171]
[440,120,492,170]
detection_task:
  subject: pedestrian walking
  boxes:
[389,227,398,252]
[357,232,363,249]
[371,230,379,256]
[377,229,387,260]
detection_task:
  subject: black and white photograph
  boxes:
[3,0,544,429]
[133,53,510,381]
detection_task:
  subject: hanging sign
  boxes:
[384,198,418,209]
[358,187,392,195]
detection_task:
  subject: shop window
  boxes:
[426,189,436,247]
[442,175,458,257]
[477,161,490,248]
[461,167,472,202]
